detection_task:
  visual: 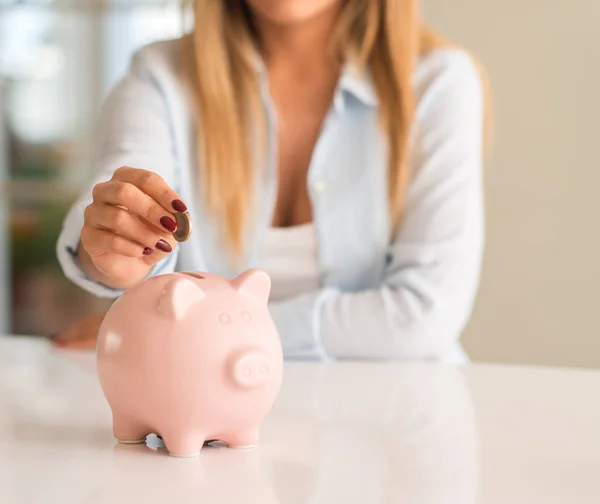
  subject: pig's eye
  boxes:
[219,313,231,324]
[240,311,252,321]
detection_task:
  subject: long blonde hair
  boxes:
[182,1,490,260]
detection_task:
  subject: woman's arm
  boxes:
[269,51,485,361]
[57,46,180,297]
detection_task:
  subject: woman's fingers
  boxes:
[53,313,106,350]
[81,226,149,258]
[57,339,98,350]
[88,166,187,251]
[84,203,173,255]
[79,166,186,288]
[112,166,187,214]
[92,181,178,234]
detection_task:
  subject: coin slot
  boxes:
[182,272,205,279]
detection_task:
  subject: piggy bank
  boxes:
[96,269,284,457]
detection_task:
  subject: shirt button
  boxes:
[313,181,326,193]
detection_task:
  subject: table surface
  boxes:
[1,336,599,504]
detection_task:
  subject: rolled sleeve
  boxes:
[268,288,338,361]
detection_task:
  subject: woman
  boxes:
[56,0,487,361]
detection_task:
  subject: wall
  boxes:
[422,0,600,368]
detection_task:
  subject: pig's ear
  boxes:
[232,269,271,304]
[157,276,206,320]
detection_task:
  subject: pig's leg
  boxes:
[162,431,205,458]
[112,413,148,444]
[223,428,259,449]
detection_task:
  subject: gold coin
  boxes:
[172,212,192,242]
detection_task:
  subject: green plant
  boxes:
[11,199,74,274]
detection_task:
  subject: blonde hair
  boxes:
[182,1,490,261]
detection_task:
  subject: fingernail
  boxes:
[143,247,154,256]
[156,240,172,253]
[160,216,177,232]
[172,199,187,213]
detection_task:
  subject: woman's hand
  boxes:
[52,313,106,350]
[79,166,187,290]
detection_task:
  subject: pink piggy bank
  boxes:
[96,269,283,457]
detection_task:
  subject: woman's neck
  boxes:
[254,4,342,75]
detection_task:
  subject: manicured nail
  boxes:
[143,247,154,256]
[160,216,177,232]
[156,240,172,253]
[172,199,187,213]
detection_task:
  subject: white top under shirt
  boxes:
[262,224,321,303]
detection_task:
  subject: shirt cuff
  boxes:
[268,287,339,361]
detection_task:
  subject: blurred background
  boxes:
[0,0,188,338]
[0,0,598,368]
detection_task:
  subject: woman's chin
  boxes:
[246,0,341,26]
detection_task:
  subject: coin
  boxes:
[172,212,192,242]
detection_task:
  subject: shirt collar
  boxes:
[336,61,379,109]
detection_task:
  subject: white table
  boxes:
[1,335,599,503]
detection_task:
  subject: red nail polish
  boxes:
[156,240,172,253]
[143,247,154,256]
[160,216,177,232]
[172,199,187,213]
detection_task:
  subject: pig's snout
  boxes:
[229,350,271,389]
